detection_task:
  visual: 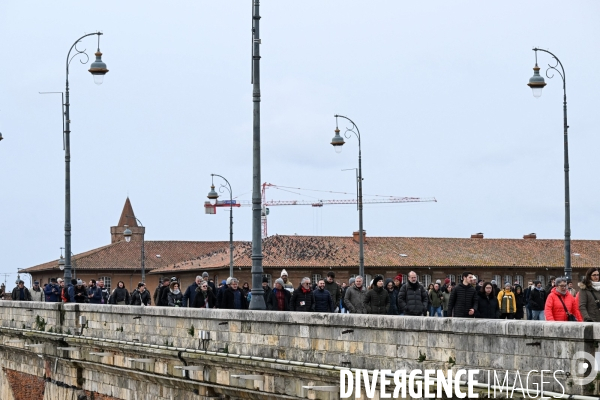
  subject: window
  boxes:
[312,274,322,286]
[262,274,272,286]
[514,275,524,286]
[493,275,501,285]
[446,274,456,285]
[421,274,432,288]
[364,274,373,287]
[99,276,111,292]
[536,275,546,287]
[503,275,512,286]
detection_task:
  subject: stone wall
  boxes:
[0,301,597,399]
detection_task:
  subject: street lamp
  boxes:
[123,216,146,283]
[62,32,109,282]
[527,48,572,280]
[331,114,365,278]
[207,174,235,278]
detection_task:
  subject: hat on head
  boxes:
[436,279,441,284]
[444,278,450,285]
[34,281,40,285]
[490,280,497,285]
[373,275,384,287]
[349,277,356,285]
[226,277,232,285]
[281,269,288,277]
[77,279,83,285]
[71,279,77,285]
[221,280,227,285]
[170,277,178,282]
[202,272,209,278]
[275,278,285,287]
[394,274,403,283]
[505,282,511,288]
[262,276,269,283]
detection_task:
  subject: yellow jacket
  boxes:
[497,290,516,314]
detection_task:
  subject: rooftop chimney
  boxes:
[523,233,537,239]
[470,233,484,239]
[353,231,367,243]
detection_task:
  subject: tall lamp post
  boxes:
[123,216,146,283]
[249,0,265,310]
[207,174,235,278]
[331,114,365,278]
[62,32,109,282]
[527,48,571,280]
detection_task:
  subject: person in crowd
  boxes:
[167,281,183,307]
[200,272,215,292]
[545,277,582,322]
[324,272,341,313]
[428,283,444,317]
[448,271,478,318]
[158,277,178,306]
[216,279,229,308]
[44,278,61,302]
[394,275,403,290]
[266,278,292,311]
[364,275,389,315]
[290,277,316,312]
[61,279,75,303]
[567,280,576,297]
[524,281,534,320]
[514,285,525,320]
[98,280,110,304]
[385,279,399,315]
[528,280,546,320]
[109,281,130,305]
[221,278,248,310]
[441,278,450,293]
[11,280,31,301]
[442,284,452,317]
[344,276,367,314]
[545,277,556,295]
[490,280,500,297]
[130,282,151,306]
[182,276,202,307]
[262,277,272,303]
[192,280,217,309]
[397,271,428,316]
[475,282,500,319]
[280,270,294,292]
[153,279,169,306]
[497,282,517,319]
[241,282,251,299]
[577,267,600,323]
[73,279,88,303]
[314,279,334,312]
[87,279,103,304]
[30,281,44,302]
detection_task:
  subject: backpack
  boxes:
[61,286,71,303]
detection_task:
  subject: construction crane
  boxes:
[205,183,436,238]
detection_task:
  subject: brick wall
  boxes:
[3,368,45,400]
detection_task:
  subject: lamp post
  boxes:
[249,0,265,310]
[527,48,571,280]
[62,32,109,282]
[207,174,235,278]
[331,114,365,278]
[123,216,145,283]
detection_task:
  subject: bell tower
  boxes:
[110,197,145,243]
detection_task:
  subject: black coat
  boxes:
[266,288,291,311]
[290,286,316,312]
[156,285,171,307]
[11,287,31,301]
[313,288,334,312]
[221,287,248,310]
[192,287,217,308]
[109,287,130,304]
[364,287,390,314]
[475,291,500,319]
[397,282,428,316]
[130,289,151,305]
[528,288,546,311]
[448,283,478,318]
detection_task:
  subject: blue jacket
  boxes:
[66,284,75,303]
[88,285,103,304]
[313,288,334,312]
[182,282,199,307]
[44,283,61,302]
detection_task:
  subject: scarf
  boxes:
[592,282,600,291]
[408,281,420,290]
[301,286,310,294]
[275,289,286,311]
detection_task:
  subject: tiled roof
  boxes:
[150,235,600,274]
[23,241,232,273]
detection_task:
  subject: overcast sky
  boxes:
[1,1,599,285]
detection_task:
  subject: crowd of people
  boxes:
[8,267,600,323]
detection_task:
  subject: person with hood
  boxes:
[577,267,600,322]
[524,281,534,320]
[109,281,130,305]
[159,277,178,306]
[154,278,169,306]
[182,276,202,307]
[428,283,444,317]
[314,279,334,312]
[448,271,478,318]
[44,278,61,302]
[528,280,546,320]
[324,272,341,313]
[130,282,151,306]
[385,278,399,315]
[266,278,292,311]
[497,282,517,319]
[344,276,367,314]
[11,280,31,301]
[280,270,294,293]
[167,281,184,307]
[490,280,500,297]
[397,271,428,316]
[73,280,87,303]
[364,275,389,315]
[545,277,582,322]
[192,281,217,309]
[30,281,45,302]
[290,277,316,312]
[241,282,251,299]
[221,278,248,310]
[475,282,500,319]
[442,284,452,317]
[513,285,525,320]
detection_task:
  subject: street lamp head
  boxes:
[58,256,65,271]
[527,64,546,98]
[207,184,219,206]
[123,225,132,243]
[88,50,109,85]
[331,127,345,153]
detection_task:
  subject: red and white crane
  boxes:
[205,183,436,238]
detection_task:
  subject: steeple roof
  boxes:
[118,197,138,227]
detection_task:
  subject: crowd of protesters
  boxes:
[8,267,600,323]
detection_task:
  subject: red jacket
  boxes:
[545,288,582,322]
